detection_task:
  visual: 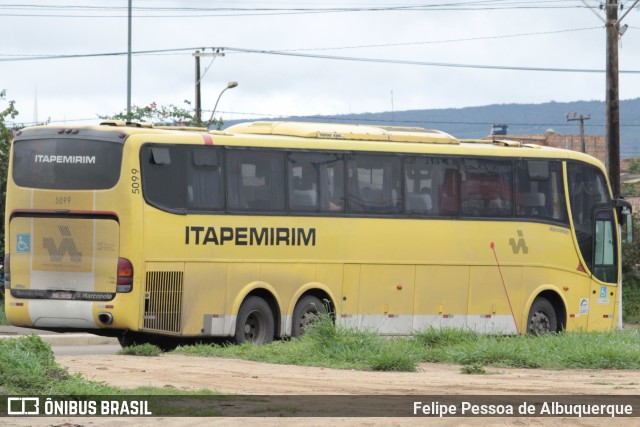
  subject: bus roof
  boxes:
[225,121,458,144]
[13,120,605,169]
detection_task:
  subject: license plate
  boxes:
[51,291,73,300]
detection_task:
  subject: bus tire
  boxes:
[235,296,275,345]
[291,295,328,338]
[526,297,557,335]
[117,331,146,348]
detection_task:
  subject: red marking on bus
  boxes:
[576,263,586,273]
[481,315,492,318]
[569,314,575,318]
[203,134,213,145]
[490,242,520,334]
[442,314,453,318]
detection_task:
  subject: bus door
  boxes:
[587,208,618,331]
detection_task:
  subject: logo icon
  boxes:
[16,234,31,253]
[600,286,607,299]
[7,397,40,415]
[509,230,529,254]
[43,226,82,262]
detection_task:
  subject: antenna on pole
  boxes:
[33,84,38,124]
[391,90,395,125]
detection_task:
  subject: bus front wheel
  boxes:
[526,297,557,335]
[235,296,275,345]
[292,295,328,338]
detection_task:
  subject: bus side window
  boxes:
[347,154,401,214]
[288,152,345,213]
[460,159,513,218]
[439,168,460,216]
[227,150,285,212]
[403,156,434,215]
[288,156,319,211]
[187,147,224,211]
[515,160,568,224]
[142,145,187,212]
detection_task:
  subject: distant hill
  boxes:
[223,98,640,158]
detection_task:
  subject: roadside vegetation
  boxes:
[173,316,640,373]
[0,335,215,396]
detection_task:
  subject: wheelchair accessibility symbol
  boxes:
[16,234,31,253]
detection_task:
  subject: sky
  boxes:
[2,0,640,128]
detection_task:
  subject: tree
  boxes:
[99,100,223,129]
[629,158,640,174]
[0,90,19,256]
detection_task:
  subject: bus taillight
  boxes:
[117,258,133,293]
[3,254,9,290]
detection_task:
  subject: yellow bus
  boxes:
[2,120,632,346]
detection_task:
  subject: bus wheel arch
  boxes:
[526,290,566,335]
[234,289,280,344]
[291,289,335,338]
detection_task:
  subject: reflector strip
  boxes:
[481,314,492,318]
[442,314,454,318]
[569,314,576,318]
[387,314,398,318]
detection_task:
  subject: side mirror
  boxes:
[623,209,634,243]
[613,199,634,242]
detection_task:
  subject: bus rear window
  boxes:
[12,138,123,190]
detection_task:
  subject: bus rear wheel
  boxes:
[235,296,275,345]
[292,295,328,338]
[526,297,557,335]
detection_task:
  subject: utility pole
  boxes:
[193,49,225,127]
[127,0,132,117]
[606,0,620,197]
[566,113,591,153]
[581,0,638,197]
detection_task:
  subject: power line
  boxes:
[0,2,599,18]
[224,46,640,74]
[277,27,601,52]
[2,44,639,74]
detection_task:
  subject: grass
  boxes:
[0,300,8,326]
[118,343,163,357]
[0,335,217,396]
[173,316,640,372]
[0,314,639,401]
[622,275,640,323]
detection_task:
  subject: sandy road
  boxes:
[5,354,639,426]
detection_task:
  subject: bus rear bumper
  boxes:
[29,299,98,329]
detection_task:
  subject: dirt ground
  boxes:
[5,354,638,427]
[55,354,640,396]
